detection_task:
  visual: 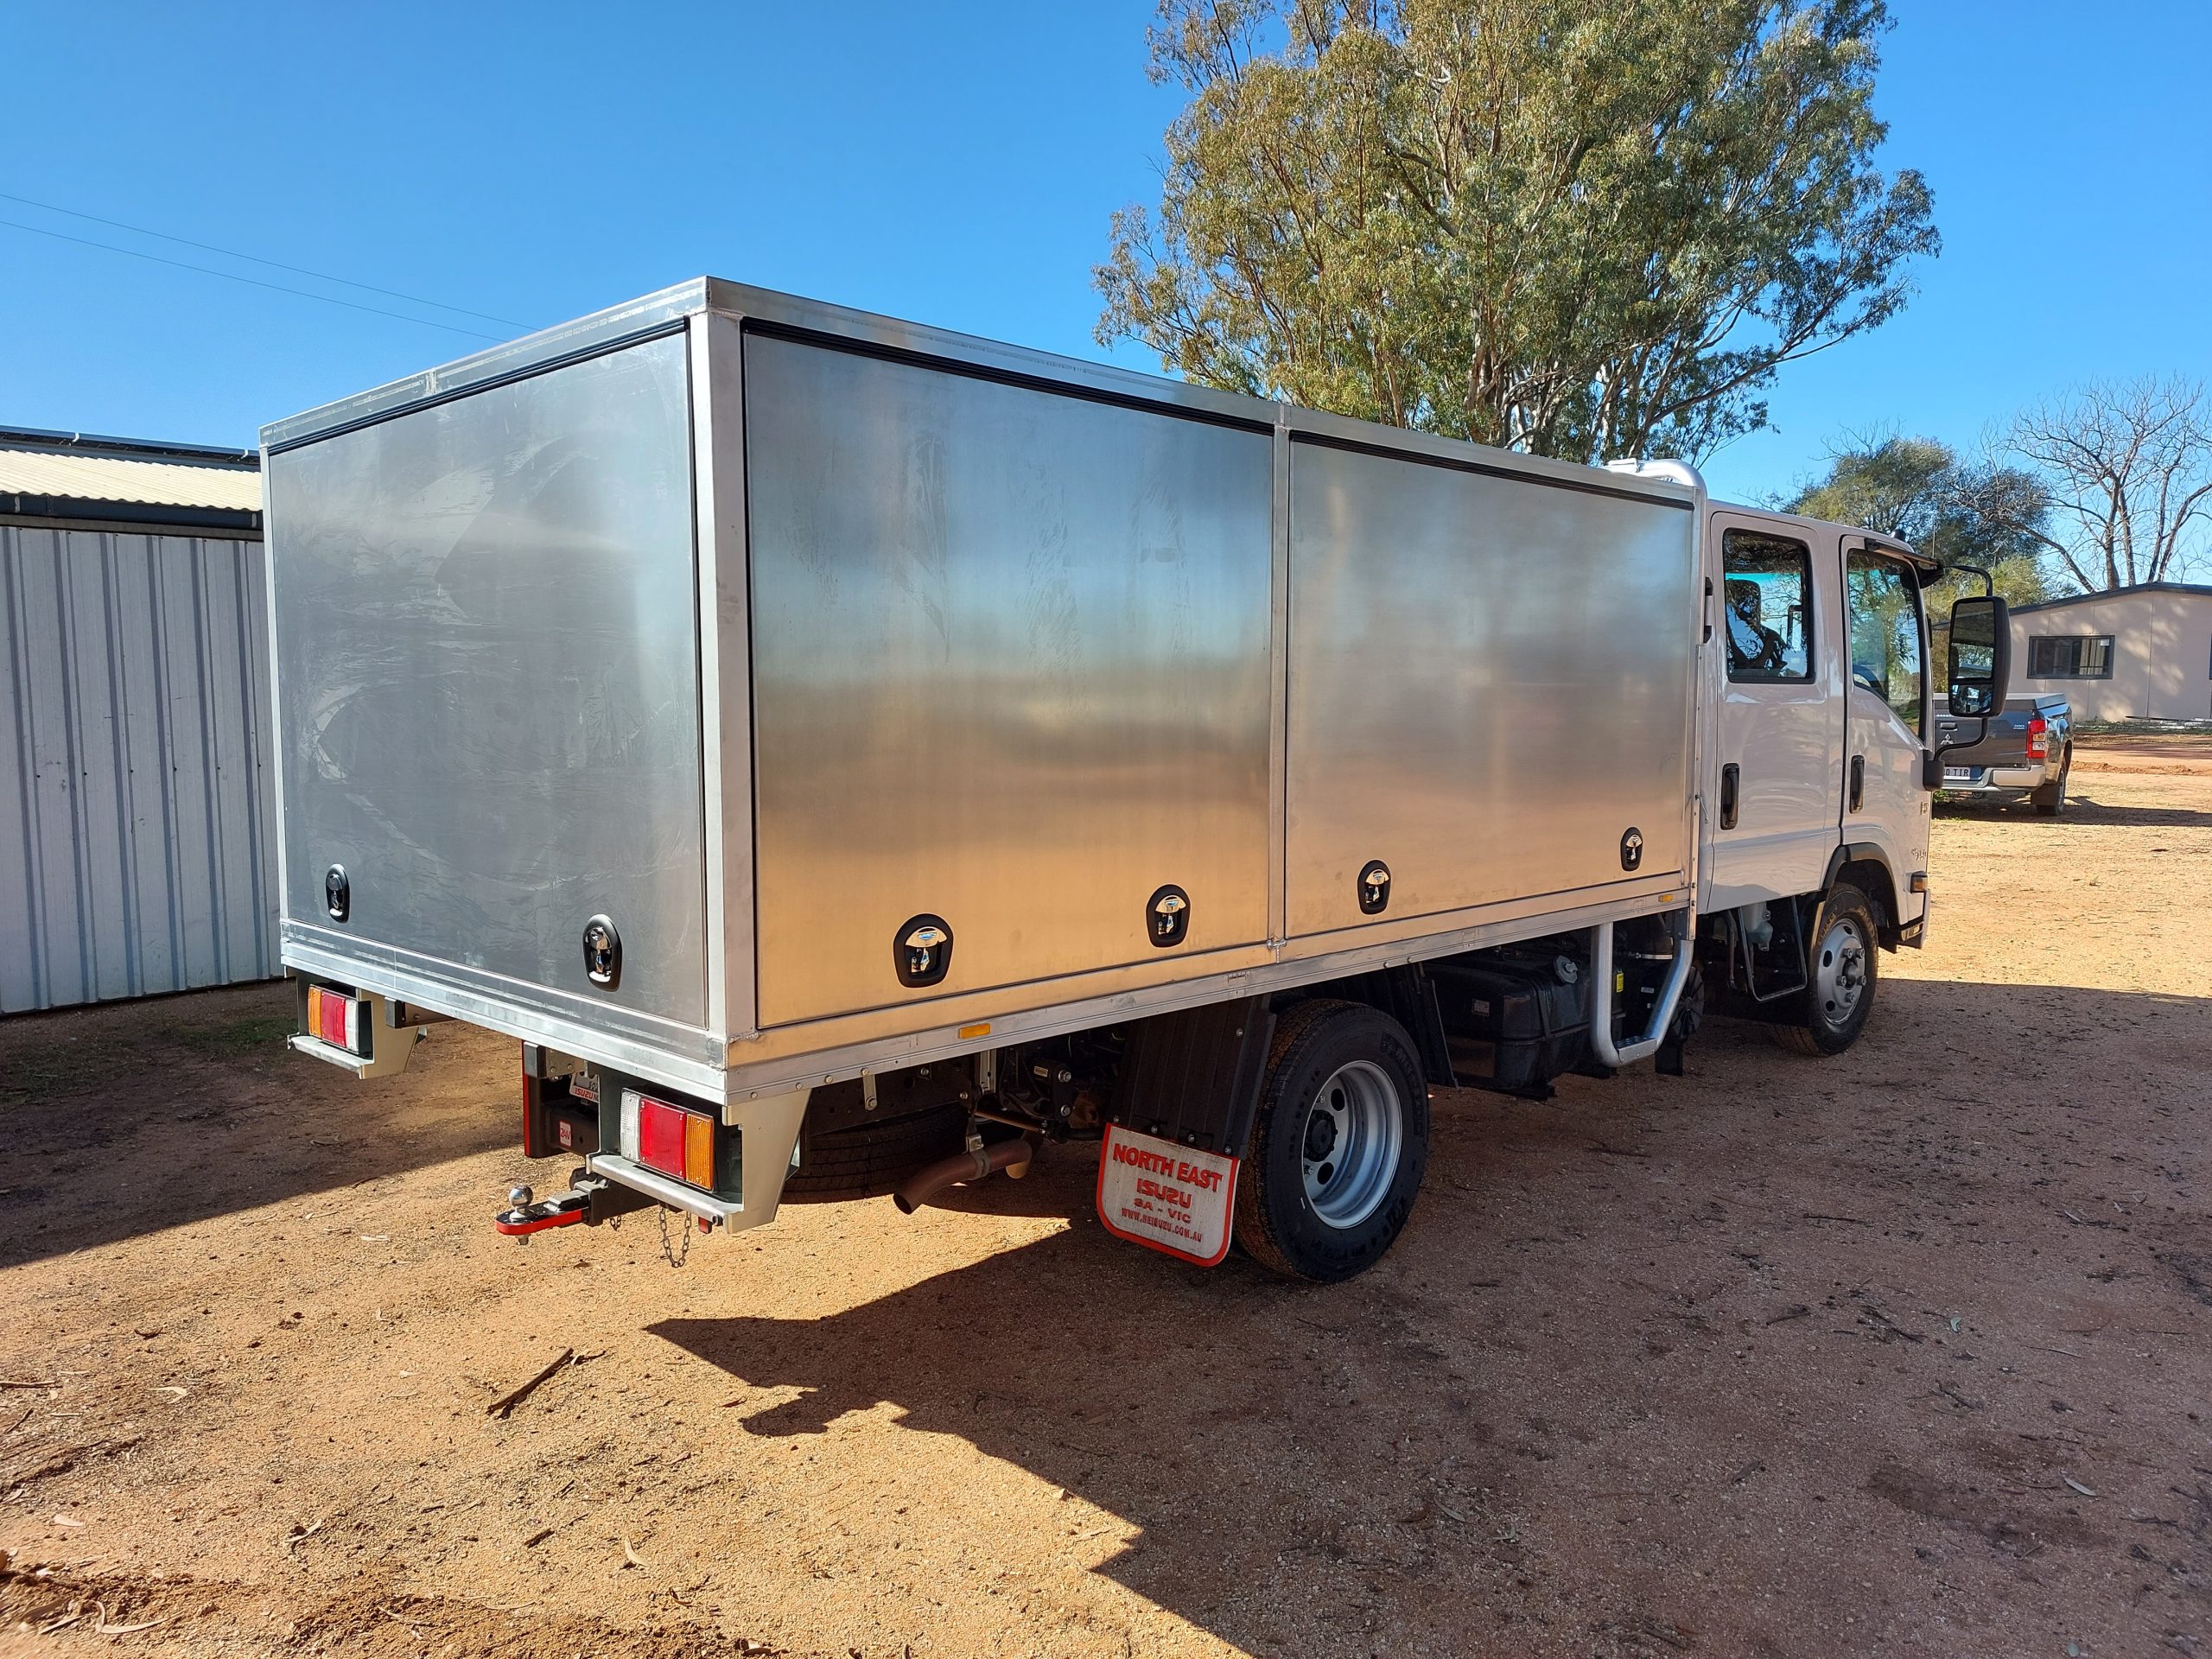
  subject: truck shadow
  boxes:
[0,981,512,1268]
[1935,793,2212,828]
[651,976,2212,1653]
[654,1183,1510,1646]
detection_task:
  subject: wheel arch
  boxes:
[1287,966,1457,1087]
[1821,841,1902,950]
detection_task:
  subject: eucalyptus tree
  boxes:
[1788,435,2051,613]
[1097,0,1937,465]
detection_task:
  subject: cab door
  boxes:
[1706,513,1846,909]
[1840,543,1931,926]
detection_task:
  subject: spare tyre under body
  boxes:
[780,1070,970,1200]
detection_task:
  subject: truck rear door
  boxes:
[1706,512,1845,909]
[264,334,709,1030]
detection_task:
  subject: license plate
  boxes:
[1096,1125,1237,1266]
[1942,766,1975,782]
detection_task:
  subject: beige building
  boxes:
[2005,582,2212,722]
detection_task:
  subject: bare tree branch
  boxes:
[2010,378,2212,591]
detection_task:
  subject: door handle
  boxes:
[1848,754,1866,813]
[1719,763,1740,830]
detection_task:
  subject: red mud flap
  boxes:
[1094,1125,1237,1267]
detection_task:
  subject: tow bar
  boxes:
[494,1170,655,1240]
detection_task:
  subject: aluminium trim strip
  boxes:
[280,931,728,1100]
[263,320,692,454]
[260,278,711,449]
[737,316,1277,437]
[1287,429,1696,511]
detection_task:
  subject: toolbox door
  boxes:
[264,334,709,1027]
[744,333,1276,1027]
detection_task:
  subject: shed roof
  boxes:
[0,424,261,533]
[2012,582,2212,616]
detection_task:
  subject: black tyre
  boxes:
[1770,883,1879,1057]
[1235,1000,1430,1282]
[781,1099,966,1200]
[2031,747,2071,816]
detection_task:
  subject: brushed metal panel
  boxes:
[746,334,1274,1027]
[1287,439,1697,937]
[264,334,708,1026]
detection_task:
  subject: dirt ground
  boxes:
[3,756,2208,1659]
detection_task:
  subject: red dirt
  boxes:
[3,759,2207,1657]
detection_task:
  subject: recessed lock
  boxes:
[894,914,954,988]
[1619,828,1644,872]
[324,865,350,922]
[1147,885,1191,948]
[582,914,621,989]
[1357,860,1392,915]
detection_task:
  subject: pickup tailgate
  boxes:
[1936,707,2034,771]
[264,333,708,1027]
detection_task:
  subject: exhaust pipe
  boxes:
[893,1138,1033,1215]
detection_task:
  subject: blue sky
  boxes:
[3,3,2206,507]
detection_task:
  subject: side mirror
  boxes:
[1945,594,2010,719]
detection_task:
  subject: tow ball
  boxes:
[494,1183,586,1240]
[493,1170,653,1241]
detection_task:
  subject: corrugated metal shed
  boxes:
[2,426,276,1013]
[0,448,264,513]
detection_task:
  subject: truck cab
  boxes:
[1706,506,1936,925]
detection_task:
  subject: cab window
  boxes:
[1845,550,1924,735]
[1721,530,1812,683]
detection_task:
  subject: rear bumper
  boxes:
[585,1085,813,1234]
[1940,764,2049,792]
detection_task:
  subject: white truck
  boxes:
[263,279,2011,1281]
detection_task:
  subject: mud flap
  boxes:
[1096,1125,1237,1267]
[1106,995,1274,1159]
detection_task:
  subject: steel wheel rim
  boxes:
[1299,1059,1403,1230]
[1815,914,1868,1024]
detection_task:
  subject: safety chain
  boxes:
[656,1204,693,1269]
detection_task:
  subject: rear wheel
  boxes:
[2031,747,2071,816]
[1770,883,1879,1057]
[1235,1000,1430,1281]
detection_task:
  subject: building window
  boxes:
[1721,529,1813,683]
[2029,635,2113,679]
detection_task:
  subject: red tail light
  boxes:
[306,985,362,1053]
[620,1090,726,1192]
[2025,715,2049,760]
